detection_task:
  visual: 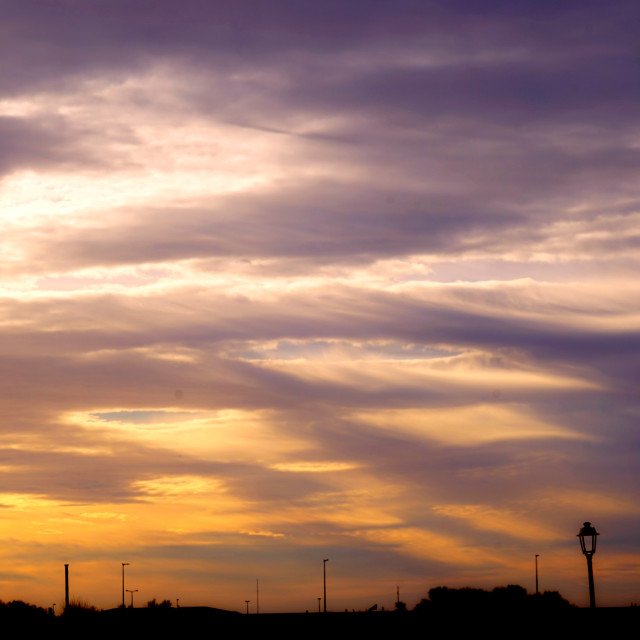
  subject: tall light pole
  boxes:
[577,522,599,609]
[323,558,329,613]
[535,554,540,595]
[121,563,130,608]
[317,597,321,613]
[64,564,69,610]
[245,600,250,614]
[126,589,138,608]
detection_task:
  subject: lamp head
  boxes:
[577,521,599,556]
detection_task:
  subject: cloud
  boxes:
[0,0,638,611]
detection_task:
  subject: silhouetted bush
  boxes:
[147,598,172,608]
[63,597,99,617]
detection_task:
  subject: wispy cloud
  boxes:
[0,0,637,611]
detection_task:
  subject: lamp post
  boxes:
[577,522,599,609]
[323,559,329,613]
[121,563,130,608]
[245,600,250,614]
[535,554,540,596]
[317,597,321,613]
[64,564,69,610]
[126,589,138,608]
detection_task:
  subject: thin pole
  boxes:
[586,554,596,609]
[64,564,69,609]
[317,597,321,613]
[535,554,539,595]
[245,600,250,614]
[256,579,259,614]
[323,559,329,613]
[121,563,129,608]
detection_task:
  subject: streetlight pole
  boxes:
[323,558,329,613]
[577,522,599,609]
[64,564,69,610]
[126,589,138,608]
[535,554,540,596]
[317,597,321,613]
[245,600,250,614]
[121,563,130,608]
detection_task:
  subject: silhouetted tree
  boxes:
[413,598,431,613]
[428,586,492,609]
[492,584,528,609]
[0,600,48,620]
[418,585,573,613]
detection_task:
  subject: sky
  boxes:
[0,0,639,611]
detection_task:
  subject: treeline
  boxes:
[412,584,572,612]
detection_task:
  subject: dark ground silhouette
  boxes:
[0,588,636,639]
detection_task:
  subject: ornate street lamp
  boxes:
[577,522,599,608]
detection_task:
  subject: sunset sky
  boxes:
[1,1,639,611]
